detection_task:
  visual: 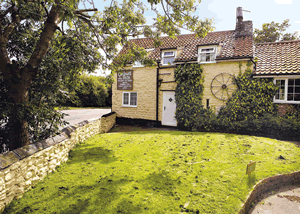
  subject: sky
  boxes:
[89,0,300,76]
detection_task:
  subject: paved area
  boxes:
[59,109,111,126]
[249,184,300,214]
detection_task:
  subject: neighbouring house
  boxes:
[112,7,300,126]
[253,40,300,115]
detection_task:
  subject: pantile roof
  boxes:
[254,40,300,75]
[118,29,254,63]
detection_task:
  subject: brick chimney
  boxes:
[235,7,253,37]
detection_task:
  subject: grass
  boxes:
[4,131,300,214]
[54,106,111,110]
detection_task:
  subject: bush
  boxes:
[58,74,112,107]
[174,61,300,141]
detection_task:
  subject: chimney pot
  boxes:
[237,7,243,22]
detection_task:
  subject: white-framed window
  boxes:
[133,61,143,67]
[162,50,176,65]
[122,92,137,107]
[274,78,300,103]
[198,47,216,63]
[133,49,155,67]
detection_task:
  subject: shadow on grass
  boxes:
[68,144,118,164]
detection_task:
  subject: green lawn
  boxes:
[4,131,300,214]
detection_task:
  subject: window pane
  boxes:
[123,93,129,105]
[164,51,174,56]
[201,48,214,53]
[288,79,294,86]
[294,94,300,101]
[295,79,300,86]
[287,93,294,101]
[163,57,175,64]
[134,61,142,66]
[200,53,215,62]
[130,93,137,106]
[288,86,294,94]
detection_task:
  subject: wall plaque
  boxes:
[117,70,133,90]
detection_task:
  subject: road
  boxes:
[59,108,111,126]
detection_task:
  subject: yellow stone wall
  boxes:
[112,61,249,122]
[112,66,157,120]
[201,61,248,111]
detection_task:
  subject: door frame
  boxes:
[162,91,177,126]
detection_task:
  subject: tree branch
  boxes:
[27,4,62,71]
[74,8,97,13]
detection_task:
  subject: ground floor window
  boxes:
[274,78,300,103]
[123,92,137,107]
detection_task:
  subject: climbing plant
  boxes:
[174,63,214,131]
[218,61,278,121]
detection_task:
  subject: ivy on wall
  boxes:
[174,63,213,131]
[218,61,278,121]
[174,61,300,141]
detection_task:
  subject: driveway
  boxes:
[59,108,111,126]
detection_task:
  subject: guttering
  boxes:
[253,73,300,78]
[215,57,252,62]
[156,62,160,127]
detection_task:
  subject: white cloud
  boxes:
[274,0,292,4]
[296,21,300,23]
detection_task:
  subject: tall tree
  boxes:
[254,19,299,43]
[0,0,213,150]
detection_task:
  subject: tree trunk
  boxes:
[7,67,32,150]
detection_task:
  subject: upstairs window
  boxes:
[133,61,143,67]
[162,51,176,65]
[133,49,154,67]
[274,78,300,103]
[198,47,216,63]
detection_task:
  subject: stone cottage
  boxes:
[112,7,300,126]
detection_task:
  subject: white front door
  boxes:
[162,91,177,126]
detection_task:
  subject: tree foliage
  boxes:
[0,0,213,150]
[59,74,112,107]
[254,19,299,43]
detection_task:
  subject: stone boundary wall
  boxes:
[239,170,300,213]
[0,112,116,212]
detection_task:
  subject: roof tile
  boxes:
[254,40,300,75]
[118,30,253,63]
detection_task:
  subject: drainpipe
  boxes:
[156,62,160,127]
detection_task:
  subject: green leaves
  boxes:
[219,61,278,122]
[254,19,299,43]
[175,63,212,131]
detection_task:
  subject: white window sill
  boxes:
[274,100,300,104]
[132,65,144,68]
[161,64,175,66]
[199,61,217,64]
[122,105,137,108]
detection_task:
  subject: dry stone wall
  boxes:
[0,112,116,212]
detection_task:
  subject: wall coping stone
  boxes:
[102,111,116,118]
[0,151,19,169]
[239,170,300,213]
[0,112,116,170]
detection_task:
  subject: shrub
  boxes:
[58,74,112,107]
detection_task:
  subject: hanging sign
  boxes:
[117,70,133,90]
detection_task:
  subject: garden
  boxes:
[3,130,300,214]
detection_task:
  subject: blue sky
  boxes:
[92,0,299,33]
[90,0,300,75]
